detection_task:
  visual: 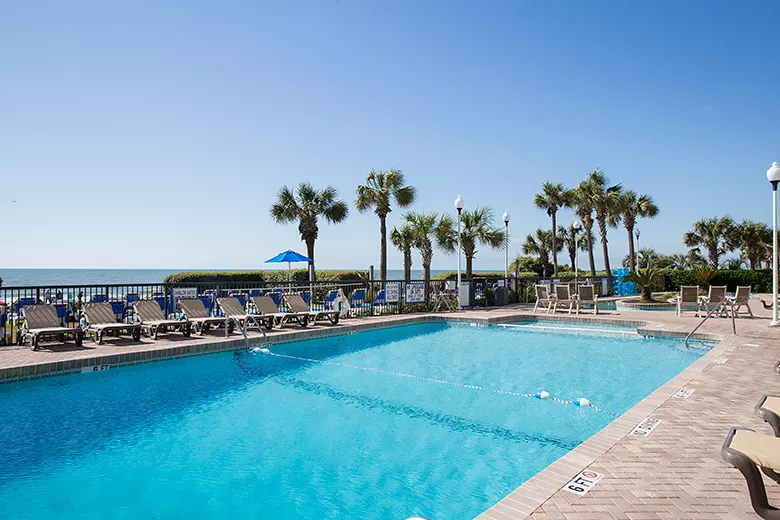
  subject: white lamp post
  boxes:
[573,220,582,285]
[767,162,780,327]
[454,195,465,302]
[635,227,641,270]
[503,210,511,284]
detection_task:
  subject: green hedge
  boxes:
[669,269,772,292]
[432,271,507,281]
[163,270,368,284]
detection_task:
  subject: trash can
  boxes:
[494,287,508,306]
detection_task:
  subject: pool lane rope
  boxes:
[252,347,618,417]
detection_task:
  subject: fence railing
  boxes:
[0,275,620,346]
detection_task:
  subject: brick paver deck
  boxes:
[1,299,778,519]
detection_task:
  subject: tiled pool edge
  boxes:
[475,335,736,520]
[0,311,719,384]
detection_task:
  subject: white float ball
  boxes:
[576,398,591,407]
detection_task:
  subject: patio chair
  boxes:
[576,285,599,315]
[178,298,233,336]
[134,300,191,340]
[754,394,780,438]
[251,295,310,329]
[284,294,340,325]
[675,286,701,316]
[699,285,727,315]
[431,284,455,312]
[217,297,272,331]
[729,286,754,318]
[83,303,142,345]
[552,285,576,314]
[20,304,83,351]
[722,427,780,520]
[533,285,553,314]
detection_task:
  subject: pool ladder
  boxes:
[226,316,269,352]
[684,297,735,348]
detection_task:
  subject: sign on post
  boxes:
[458,281,470,308]
[385,282,400,303]
[404,282,425,304]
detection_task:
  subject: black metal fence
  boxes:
[0,274,616,346]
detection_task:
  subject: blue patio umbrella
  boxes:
[265,249,313,280]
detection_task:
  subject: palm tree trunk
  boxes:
[585,225,596,276]
[626,226,636,271]
[599,218,612,276]
[551,211,558,276]
[541,252,548,278]
[379,215,387,281]
[569,249,576,274]
[305,239,316,281]
[708,247,718,268]
[403,247,412,283]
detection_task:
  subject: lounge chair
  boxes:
[178,298,233,336]
[251,295,310,328]
[20,304,83,350]
[431,284,455,312]
[699,285,727,315]
[722,427,780,519]
[552,285,576,314]
[83,302,142,345]
[728,286,754,318]
[755,395,780,437]
[675,286,701,316]
[216,297,272,331]
[576,285,599,315]
[533,285,553,314]
[284,294,340,325]
[134,300,191,340]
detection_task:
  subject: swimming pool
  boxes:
[0,322,710,519]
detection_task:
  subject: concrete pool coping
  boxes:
[0,306,758,519]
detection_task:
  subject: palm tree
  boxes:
[579,169,622,277]
[721,257,748,270]
[683,217,735,267]
[355,169,416,281]
[438,207,504,280]
[390,225,415,283]
[615,190,659,271]
[534,182,568,276]
[559,224,578,274]
[403,211,454,285]
[269,183,349,279]
[623,268,660,303]
[522,228,562,278]
[730,219,772,269]
[566,182,598,277]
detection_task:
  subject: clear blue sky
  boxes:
[2,0,779,271]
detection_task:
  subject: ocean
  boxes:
[0,269,452,287]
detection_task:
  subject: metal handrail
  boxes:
[226,315,269,352]
[685,297,736,348]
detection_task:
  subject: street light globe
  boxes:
[503,210,511,224]
[454,195,465,210]
[768,162,780,183]
[635,228,641,239]
[573,220,582,231]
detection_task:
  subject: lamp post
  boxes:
[767,162,780,327]
[503,210,511,284]
[573,220,582,285]
[454,195,465,304]
[635,227,641,270]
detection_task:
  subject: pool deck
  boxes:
[1,300,778,519]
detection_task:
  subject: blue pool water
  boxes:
[0,323,709,519]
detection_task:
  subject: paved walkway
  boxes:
[1,299,778,519]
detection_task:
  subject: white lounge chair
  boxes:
[284,294,340,325]
[83,302,142,344]
[676,286,701,316]
[729,286,753,318]
[251,295,311,328]
[21,304,83,350]
[431,285,455,312]
[699,285,727,315]
[533,285,553,314]
[134,300,191,339]
[576,285,599,315]
[552,285,576,314]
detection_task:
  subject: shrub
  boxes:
[163,270,367,284]
[432,271,508,281]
